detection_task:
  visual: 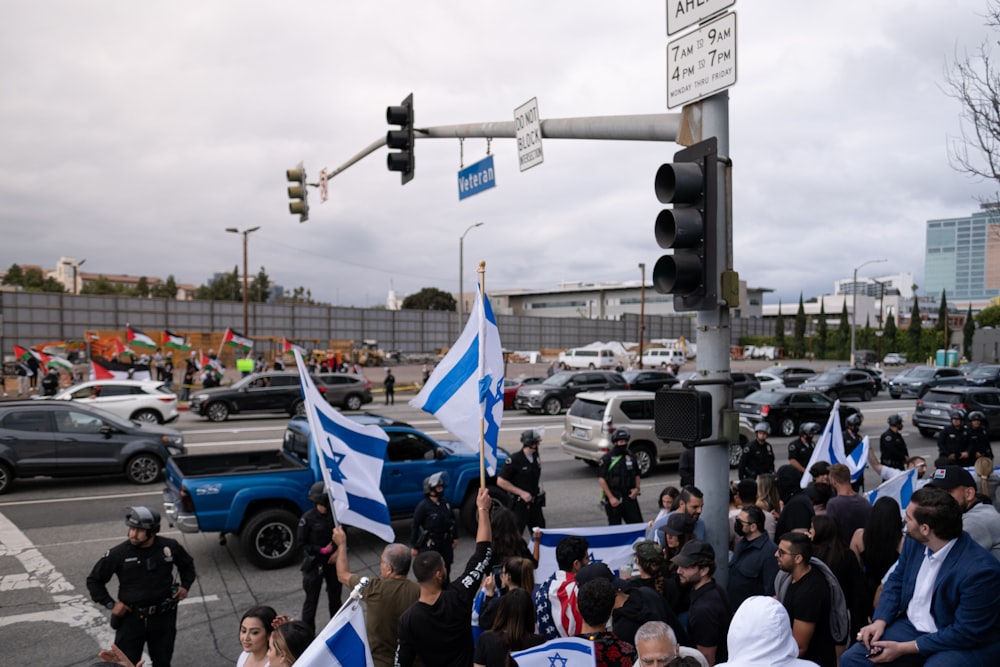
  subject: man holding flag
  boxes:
[799,400,870,492]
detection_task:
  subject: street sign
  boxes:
[514,97,544,172]
[666,0,735,36]
[666,12,736,109]
[457,155,496,200]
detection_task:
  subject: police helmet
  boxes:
[520,429,541,447]
[950,409,967,421]
[969,410,985,422]
[887,414,904,427]
[799,422,821,436]
[846,413,863,429]
[422,471,450,495]
[611,427,631,443]
[754,422,771,435]
[308,481,328,505]
[125,506,160,533]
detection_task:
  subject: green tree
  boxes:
[908,295,923,362]
[816,301,828,360]
[136,276,149,298]
[22,267,45,289]
[838,301,850,359]
[402,287,456,311]
[793,293,806,359]
[249,267,271,303]
[195,267,241,301]
[963,303,976,360]
[774,302,785,356]
[977,304,1000,327]
[859,314,873,351]
[281,286,316,305]
[937,289,949,349]
[151,275,178,299]
[883,310,897,353]
[40,277,66,293]
[82,275,118,295]
[2,263,24,285]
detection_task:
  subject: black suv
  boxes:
[735,388,862,437]
[966,364,1000,388]
[0,400,185,493]
[800,369,877,401]
[887,366,965,399]
[912,386,1000,438]
[677,372,760,400]
[514,371,627,415]
[190,371,313,422]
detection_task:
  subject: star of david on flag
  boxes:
[511,637,596,667]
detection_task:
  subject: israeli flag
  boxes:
[800,400,869,487]
[295,598,374,667]
[512,636,597,667]
[293,350,394,543]
[410,287,504,475]
[866,468,926,516]
[534,523,648,585]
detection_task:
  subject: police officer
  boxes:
[497,429,545,533]
[966,411,993,461]
[843,412,864,456]
[411,471,458,572]
[298,482,342,632]
[879,414,910,470]
[87,506,196,667]
[788,422,820,473]
[598,427,643,525]
[41,367,60,396]
[938,409,968,463]
[740,422,776,481]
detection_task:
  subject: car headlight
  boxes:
[193,394,208,401]
[162,435,184,447]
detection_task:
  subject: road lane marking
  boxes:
[0,490,160,508]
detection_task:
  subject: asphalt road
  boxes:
[0,394,942,666]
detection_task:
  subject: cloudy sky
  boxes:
[1,1,997,308]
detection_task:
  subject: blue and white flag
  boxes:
[293,350,394,543]
[410,287,504,475]
[295,598,374,667]
[512,636,597,667]
[800,400,869,487]
[534,523,647,585]
[866,467,925,517]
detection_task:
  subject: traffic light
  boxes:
[654,388,713,444]
[286,162,309,223]
[386,93,414,185]
[652,137,719,312]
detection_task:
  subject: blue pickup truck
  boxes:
[162,414,509,569]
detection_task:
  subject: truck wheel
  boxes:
[344,394,363,411]
[543,397,562,416]
[629,443,656,477]
[242,509,299,569]
[206,402,229,422]
[0,462,13,494]
[459,487,510,535]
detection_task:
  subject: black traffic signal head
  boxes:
[386,93,414,185]
[286,161,309,223]
[652,137,718,311]
[654,388,712,444]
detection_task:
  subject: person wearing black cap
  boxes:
[775,465,815,538]
[671,540,730,666]
[788,423,820,474]
[497,428,545,533]
[929,465,1000,561]
[297,481,341,632]
[598,427,643,525]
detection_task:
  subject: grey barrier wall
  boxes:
[0,291,775,356]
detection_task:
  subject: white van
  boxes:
[558,348,617,369]
[641,348,686,368]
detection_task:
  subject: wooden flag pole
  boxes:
[478,260,487,489]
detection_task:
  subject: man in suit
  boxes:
[843,486,1000,666]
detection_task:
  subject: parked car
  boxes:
[754,372,785,391]
[735,388,862,437]
[314,373,373,410]
[801,369,877,401]
[850,366,886,393]
[0,400,185,493]
[883,352,907,366]
[676,372,760,401]
[758,366,817,388]
[190,371,315,421]
[887,366,965,399]
[514,371,627,415]
[503,376,546,409]
[965,364,1000,388]
[41,379,179,424]
[912,386,1000,438]
[621,369,679,392]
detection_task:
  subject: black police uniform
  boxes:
[739,440,775,481]
[965,424,993,460]
[843,428,863,456]
[599,446,643,525]
[297,506,342,632]
[787,437,814,471]
[87,535,196,667]
[411,496,457,570]
[879,428,909,470]
[937,424,967,461]
[499,448,545,532]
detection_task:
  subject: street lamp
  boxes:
[458,222,484,335]
[638,263,646,369]
[850,258,886,365]
[226,226,261,336]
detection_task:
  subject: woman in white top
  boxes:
[237,605,278,667]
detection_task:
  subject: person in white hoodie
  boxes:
[715,596,819,667]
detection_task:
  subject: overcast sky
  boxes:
[2,1,997,309]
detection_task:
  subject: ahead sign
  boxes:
[666,0,735,36]
[666,12,736,109]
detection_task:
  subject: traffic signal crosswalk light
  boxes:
[652,137,719,312]
[286,162,309,223]
[386,93,415,185]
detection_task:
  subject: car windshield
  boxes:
[76,404,135,429]
[811,370,845,382]
[739,390,785,405]
[971,366,1000,378]
[909,367,937,379]
[542,373,575,387]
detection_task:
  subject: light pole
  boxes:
[75,258,85,294]
[226,226,261,336]
[458,222,484,335]
[850,258,886,365]
[638,263,646,368]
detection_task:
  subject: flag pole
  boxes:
[478,260,487,489]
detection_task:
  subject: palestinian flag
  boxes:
[90,356,151,381]
[13,344,40,362]
[127,325,157,350]
[197,352,223,376]
[222,328,253,352]
[38,351,73,372]
[112,338,133,358]
[282,338,306,356]
[164,330,190,351]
